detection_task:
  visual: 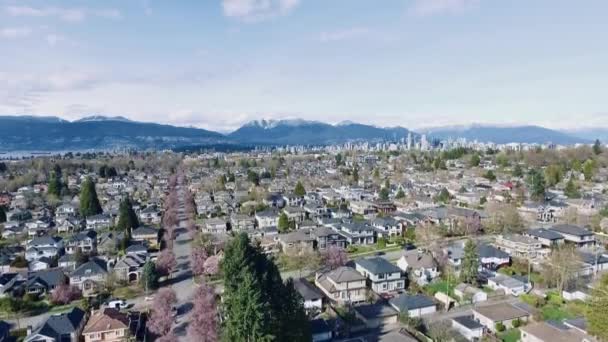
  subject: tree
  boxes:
[116,197,139,236]
[148,288,177,337]
[543,245,581,294]
[0,206,6,223]
[469,154,481,167]
[247,170,260,186]
[280,279,312,341]
[156,249,177,278]
[544,164,563,187]
[50,284,81,305]
[527,169,546,201]
[485,203,525,234]
[434,188,452,204]
[191,246,208,276]
[379,187,390,201]
[294,181,306,197]
[79,177,102,217]
[323,245,348,270]
[140,261,158,291]
[460,240,479,284]
[0,162,7,173]
[47,171,62,197]
[188,282,218,342]
[564,178,581,199]
[352,166,359,183]
[593,139,602,155]
[278,212,290,233]
[582,159,596,181]
[586,274,608,341]
[483,170,496,182]
[513,164,523,178]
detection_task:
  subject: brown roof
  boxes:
[82,308,129,334]
[520,322,591,342]
[473,303,530,322]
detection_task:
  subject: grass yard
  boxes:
[113,286,144,300]
[500,328,521,342]
[425,280,457,297]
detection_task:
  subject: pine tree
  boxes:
[593,139,602,155]
[79,177,102,217]
[460,240,479,284]
[47,171,62,197]
[0,206,6,223]
[280,279,312,342]
[564,178,581,199]
[116,197,139,235]
[527,170,546,201]
[395,188,406,199]
[294,181,306,197]
[140,261,158,291]
[278,212,290,233]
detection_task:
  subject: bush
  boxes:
[512,319,521,328]
[496,322,506,332]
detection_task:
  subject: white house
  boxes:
[355,257,406,294]
[315,266,367,304]
[452,316,484,341]
[397,250,440,285]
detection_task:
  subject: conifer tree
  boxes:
[47,171,62,197]
[79,177,102,217]
[294,181,306,197]
[460,239,479,284]
[116,197,139,236]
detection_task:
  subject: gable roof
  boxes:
[293,278,323,301]
[526,228,563,240]
[83,308,129,334]
[550,224,593,237]
[72,258,108,277]
[473,302,529,321]
[326,266,365,283]
[31,307,86,339]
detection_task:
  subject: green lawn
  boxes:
[500,328,521,342]
[425,280,457,297]
[113,286,144,300]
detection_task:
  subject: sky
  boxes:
[1,0,607,132]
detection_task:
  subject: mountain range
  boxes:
[0,115,600,151]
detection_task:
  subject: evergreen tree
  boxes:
[0,206,6,223]
[140,261,158,291]
[294,181,306,197]
[564,178,581,198]
[460,240,479,284]
[526,170,546,201]
[47,171,62,197]
[116,197,139,235]
[582,159,596,181]
[379,187,390,201]
[593,139,602,155]
[0,162,7,173]
[79,177,102,217]
[352,166,359,183]
[434,188,452,204]
[278,212,290,233]
[98,165,108,178]
[483,170,496,182]
[469,154,481,167]
[395,188,406,199]
[280,279,312,342]
[512,164,523,178]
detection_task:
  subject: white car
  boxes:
[107,299,128,309]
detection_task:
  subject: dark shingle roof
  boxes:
[34,307,86,338]
[71,258,107,277]
[550,224,593,237]
[453,316,483,330]
[293,278,323,301]
[355,303,398,320]
[526,228,563,240]
[389,294,435,312]
[356,257,401,275]
[477,244,509,259]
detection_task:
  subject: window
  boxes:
[378,273,386,279]
[382,283,387,290]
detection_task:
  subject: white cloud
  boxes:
[0,27,32,39]
[319,27,370,42]
[4,5,122,22]
[222,0,300,22]
[409,0,480,16]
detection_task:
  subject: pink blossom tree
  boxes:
[324,245,348,270]
[156,332,177,342]
[147,288,177,337]
[156,249,177,278]
[203,255,220,276]
[187,282,218,342]
[50,284,82,305]
[191,246,208,276]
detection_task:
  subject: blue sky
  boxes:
[1,0,607,131]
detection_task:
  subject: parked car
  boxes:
[107,299,128,309]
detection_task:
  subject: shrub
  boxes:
[496,322,506,332]
[512,319,521,328]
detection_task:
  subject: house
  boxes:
[283,206,306,224]
[452,316,484,341]
[82,308,131,342]
[131,226,159,248]
[487,274,527,296]
[230,214,256,231]
[549,224,595,247]
[355,257,406,294]
[255,209,279,228]
[0,273,26,298]
[520,321,592,342]
[58,254,77,272]
[29,257,53,272]
[335,222,375,246]
[65,230,97,254]
[55,204,77,219]
[69,258,108,296]
[202,218,228,235]
[313,226,347,250]
[472,302,531,333]
[495,234,544,259]
[477,244,510,270]
[524,228,565,247]
[86,214,113,231]
[138,205,161,225]
[278,229,315,255]
[293,278,324,314]
[454,283,488,303]
[371,217,403,238]
[397,250,439,285]
[315,266,367,304]
[113,253,148,283]
[24,307,87,342]
[388,293,437,318]
[354,303,399,329]
[25,236,64,261]
[57,218,83,234]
